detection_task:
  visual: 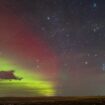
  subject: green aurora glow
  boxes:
[0,57,55,96]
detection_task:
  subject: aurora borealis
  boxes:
[0,0,59,96]
[1,0,105,96]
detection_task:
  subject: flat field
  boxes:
[0,96,105,105]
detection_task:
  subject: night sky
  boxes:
[0,0,105,96]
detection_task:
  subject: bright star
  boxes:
[93,2,97,8]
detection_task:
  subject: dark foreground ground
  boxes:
[0,97,105,105]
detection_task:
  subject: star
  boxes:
[87,53,90,57]
[102,64,105,71]
[36,65,40,69]
[84,61,88,65]
[36,59,40,63]
[93,2,97,8]
[94,54,98,57]
[64,63,68,67]
[46,16,51,20]
[0,52,2,55]
[65,34,70,38]
[41,27,46,31]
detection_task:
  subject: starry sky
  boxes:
[0,0,105,96]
